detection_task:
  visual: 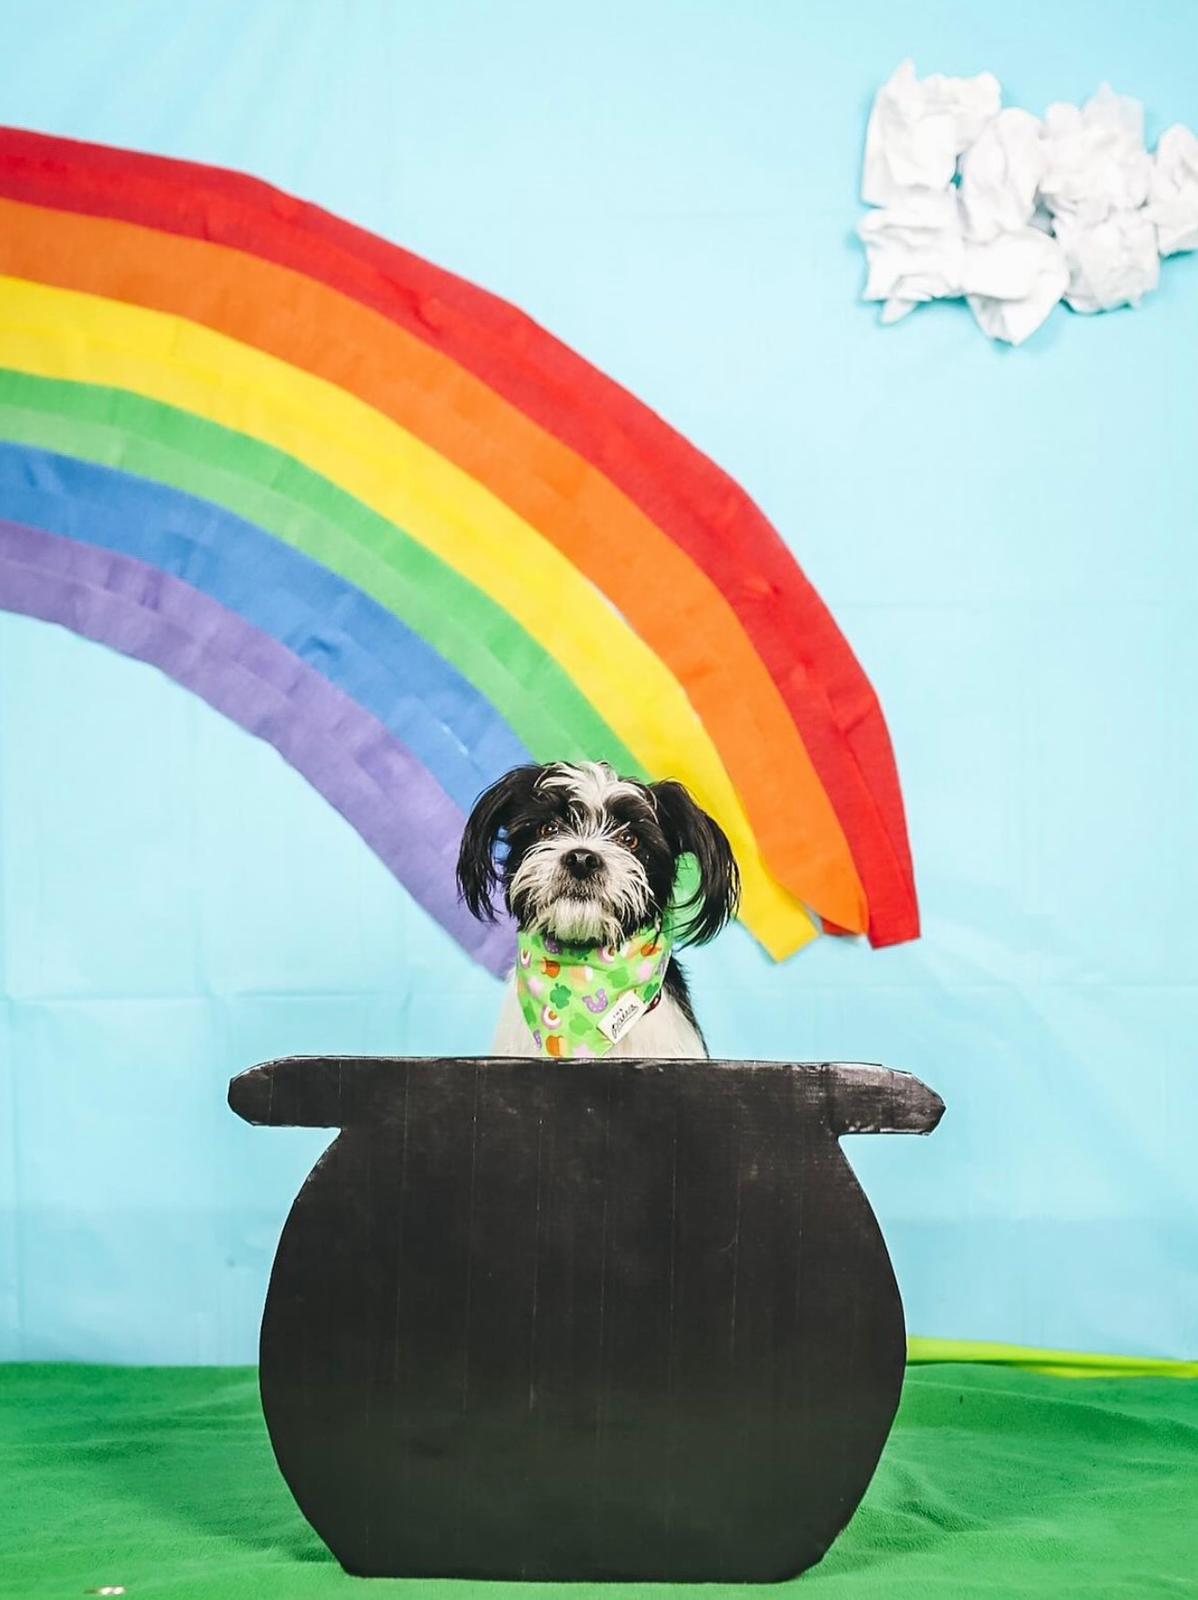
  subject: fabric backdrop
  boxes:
[1,0,1196,1363]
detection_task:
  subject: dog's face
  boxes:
[456,761,740,947]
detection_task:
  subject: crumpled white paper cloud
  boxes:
[862,61,1001,204]
[1148,124,1198,255]
[858,62,1198,344]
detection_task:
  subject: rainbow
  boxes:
[0,128,917,975]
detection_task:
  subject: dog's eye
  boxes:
[616,829,639,852]
[538,820,560,839]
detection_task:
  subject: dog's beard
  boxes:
[508,836,653,945]
[537,892,621,944]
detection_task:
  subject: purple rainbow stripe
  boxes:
[0,516,515,976]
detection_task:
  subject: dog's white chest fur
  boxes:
[491,974,705,1059]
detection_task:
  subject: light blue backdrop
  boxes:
[2,0,1196,1363]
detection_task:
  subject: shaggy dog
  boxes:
[456,761,740,1058]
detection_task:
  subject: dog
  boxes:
[456,760,740,1058]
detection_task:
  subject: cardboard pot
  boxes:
[229,1055,943,1582]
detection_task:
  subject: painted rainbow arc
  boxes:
[0,127,918,974]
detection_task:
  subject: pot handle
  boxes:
[229,1055,371,1129]
[822,1063,945,1136]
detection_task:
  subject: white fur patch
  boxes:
[538,761,643,822]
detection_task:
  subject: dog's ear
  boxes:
[650,780,741,945]
[456,765,542,922]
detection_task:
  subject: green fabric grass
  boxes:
[1,1362,1195,1598]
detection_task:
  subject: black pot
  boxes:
[230,1055,942,1583]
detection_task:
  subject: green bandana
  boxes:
[515,914,674,1058]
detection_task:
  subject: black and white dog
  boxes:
[456,761,740,1058]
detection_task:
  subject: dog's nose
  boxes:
[563,848,602,880]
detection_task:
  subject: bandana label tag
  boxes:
[597,990,649,1044]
